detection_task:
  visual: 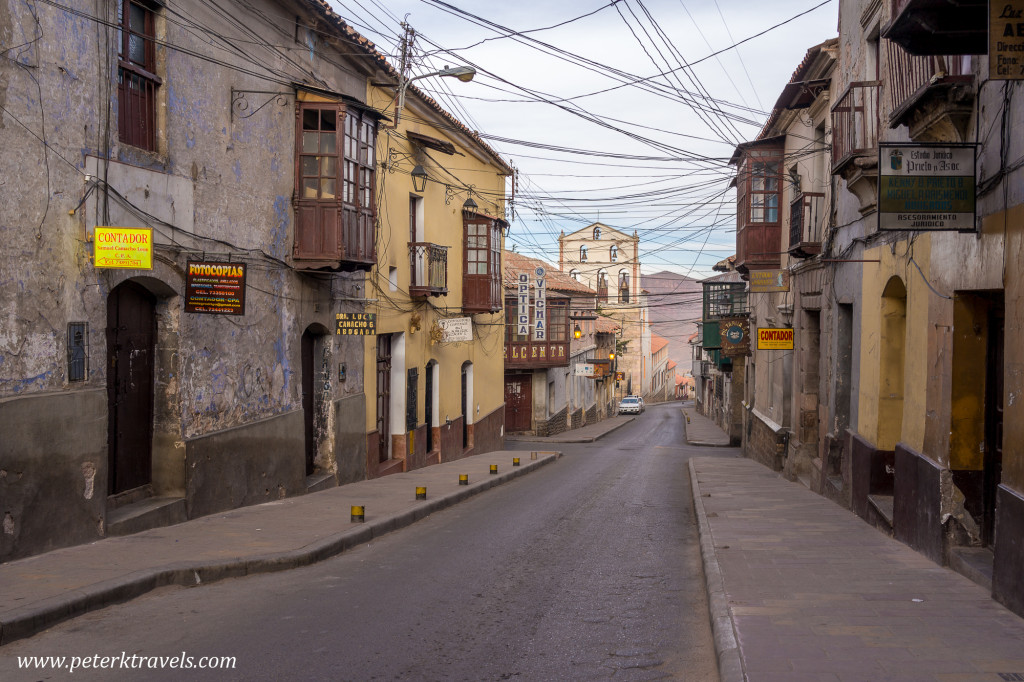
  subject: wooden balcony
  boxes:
[409,242,448,297]
[832,81,880,214]
[887,42,974,142]
[789,192,825,259]
[883,0,987,56]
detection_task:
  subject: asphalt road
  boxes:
[2,403,735,681]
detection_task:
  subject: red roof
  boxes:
[503,251,597,295]
[651,334,669,354]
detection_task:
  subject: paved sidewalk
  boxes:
[682,403,732,446]
[690,456,1024,682]
[0,449,559,646]
[505,414,635,443]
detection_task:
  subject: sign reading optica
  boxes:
[185,261,247,315]
[336,313,376,335]
[878,144,976,232]
[757,327,794,350]
[93,227,153,269]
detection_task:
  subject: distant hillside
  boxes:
[642,271,703,378]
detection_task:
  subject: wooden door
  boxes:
[504,374,532,432]
[106,281,156,495]
[425,363,434,452]
[376,335,392,462]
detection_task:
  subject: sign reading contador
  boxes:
[757,327,794,350]
[93,227,153,269]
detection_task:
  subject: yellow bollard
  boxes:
[512,457,520,467]
[490,464,498,475]
[459,474,469,485]
[415,486,426,500]
[350,505,365,523]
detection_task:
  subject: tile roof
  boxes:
[595,316,621,333]
[503,251,597,295]
[651,334,669,354]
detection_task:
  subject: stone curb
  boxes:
[681,409,731,448]
[506,416,635,443]
[0,454,560,646]
[688,458,745,682]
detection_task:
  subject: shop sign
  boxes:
[720,317,751,357]
[615,371,625,381]
[878,144,976,232]
[439,317,472,343]
[575,363,596,377]
[533,266,546,342]
[748,269,789,293]
[991,1,1024,80]
[757,327,794,351]
[93,227,153,269]
[517,273,530,336]
[185,261,247,315]
[336,313,376,335]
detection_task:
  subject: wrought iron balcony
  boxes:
[883,0,987,56]
[409,242,449,297]
[831,81,880,174]
[789,192,825,258]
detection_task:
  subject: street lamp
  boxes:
[394,65,477,128]
[411,164,428,192]
[573,323,582,340]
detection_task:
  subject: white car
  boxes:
[618,396,643,414]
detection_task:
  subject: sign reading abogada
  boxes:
[336,313,376,335]
[757,327,794,350]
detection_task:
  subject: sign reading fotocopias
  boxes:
[185,261,247,315]
[878,144,976,232]
[93,227,153,269]
[757,327,794,351]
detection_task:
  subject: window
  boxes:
[463,216,503,312]
[748,153,780,224]
[548,301,568,341]
[580,245,588,262]
[117,0,161,151]
[593,226,601,240]
[610,244,618,261]
[294,102,377,265]
[569,269,580,281]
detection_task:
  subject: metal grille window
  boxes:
[67,322,88,382]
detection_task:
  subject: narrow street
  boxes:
[1,404,731,681]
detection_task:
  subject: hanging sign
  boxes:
[533,266,546,342]
[439,317,472,343]
[757,327,794,351]
[720,317,751,357]
[878,143,976,232]
[575,363,596,377]
[517,273,530,336]
[748,269,789,293]
[336,313,376,335]
[93,227,153,269]
[185,261,247,315]
[991,1,1024,80]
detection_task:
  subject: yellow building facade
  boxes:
[360,80,511,477]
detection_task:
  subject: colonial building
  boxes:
[503,251,609,436]
[362,71,511,476]
[558,223,653,399]
[727,0,1024,618]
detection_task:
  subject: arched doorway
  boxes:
[106,281,157,495]
[301,324,330,477]
[878,277,907,449]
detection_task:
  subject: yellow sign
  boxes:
[991,1,1024,80]
[93,227,153,269]
[748,269,790,293]
[757,327,794,350]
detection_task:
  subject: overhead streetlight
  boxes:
[411,164,428,192]
[393,65,477,128]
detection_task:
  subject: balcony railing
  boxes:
[409,242,448,297]
[831,81,880,173]
[789,192,825,258]
[885,0,987,56]
[887,42,973,129]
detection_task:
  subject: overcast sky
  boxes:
[333,0,838,278]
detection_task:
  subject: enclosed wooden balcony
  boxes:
[789,192,825,258]
[883,0,987,56]
[832,81,880,214]
[887,42,974,142]
[409,242,448,297]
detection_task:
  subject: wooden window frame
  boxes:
[463,215,502,313]
[117,0,161,152]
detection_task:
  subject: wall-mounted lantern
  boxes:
[411,165,428,193]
